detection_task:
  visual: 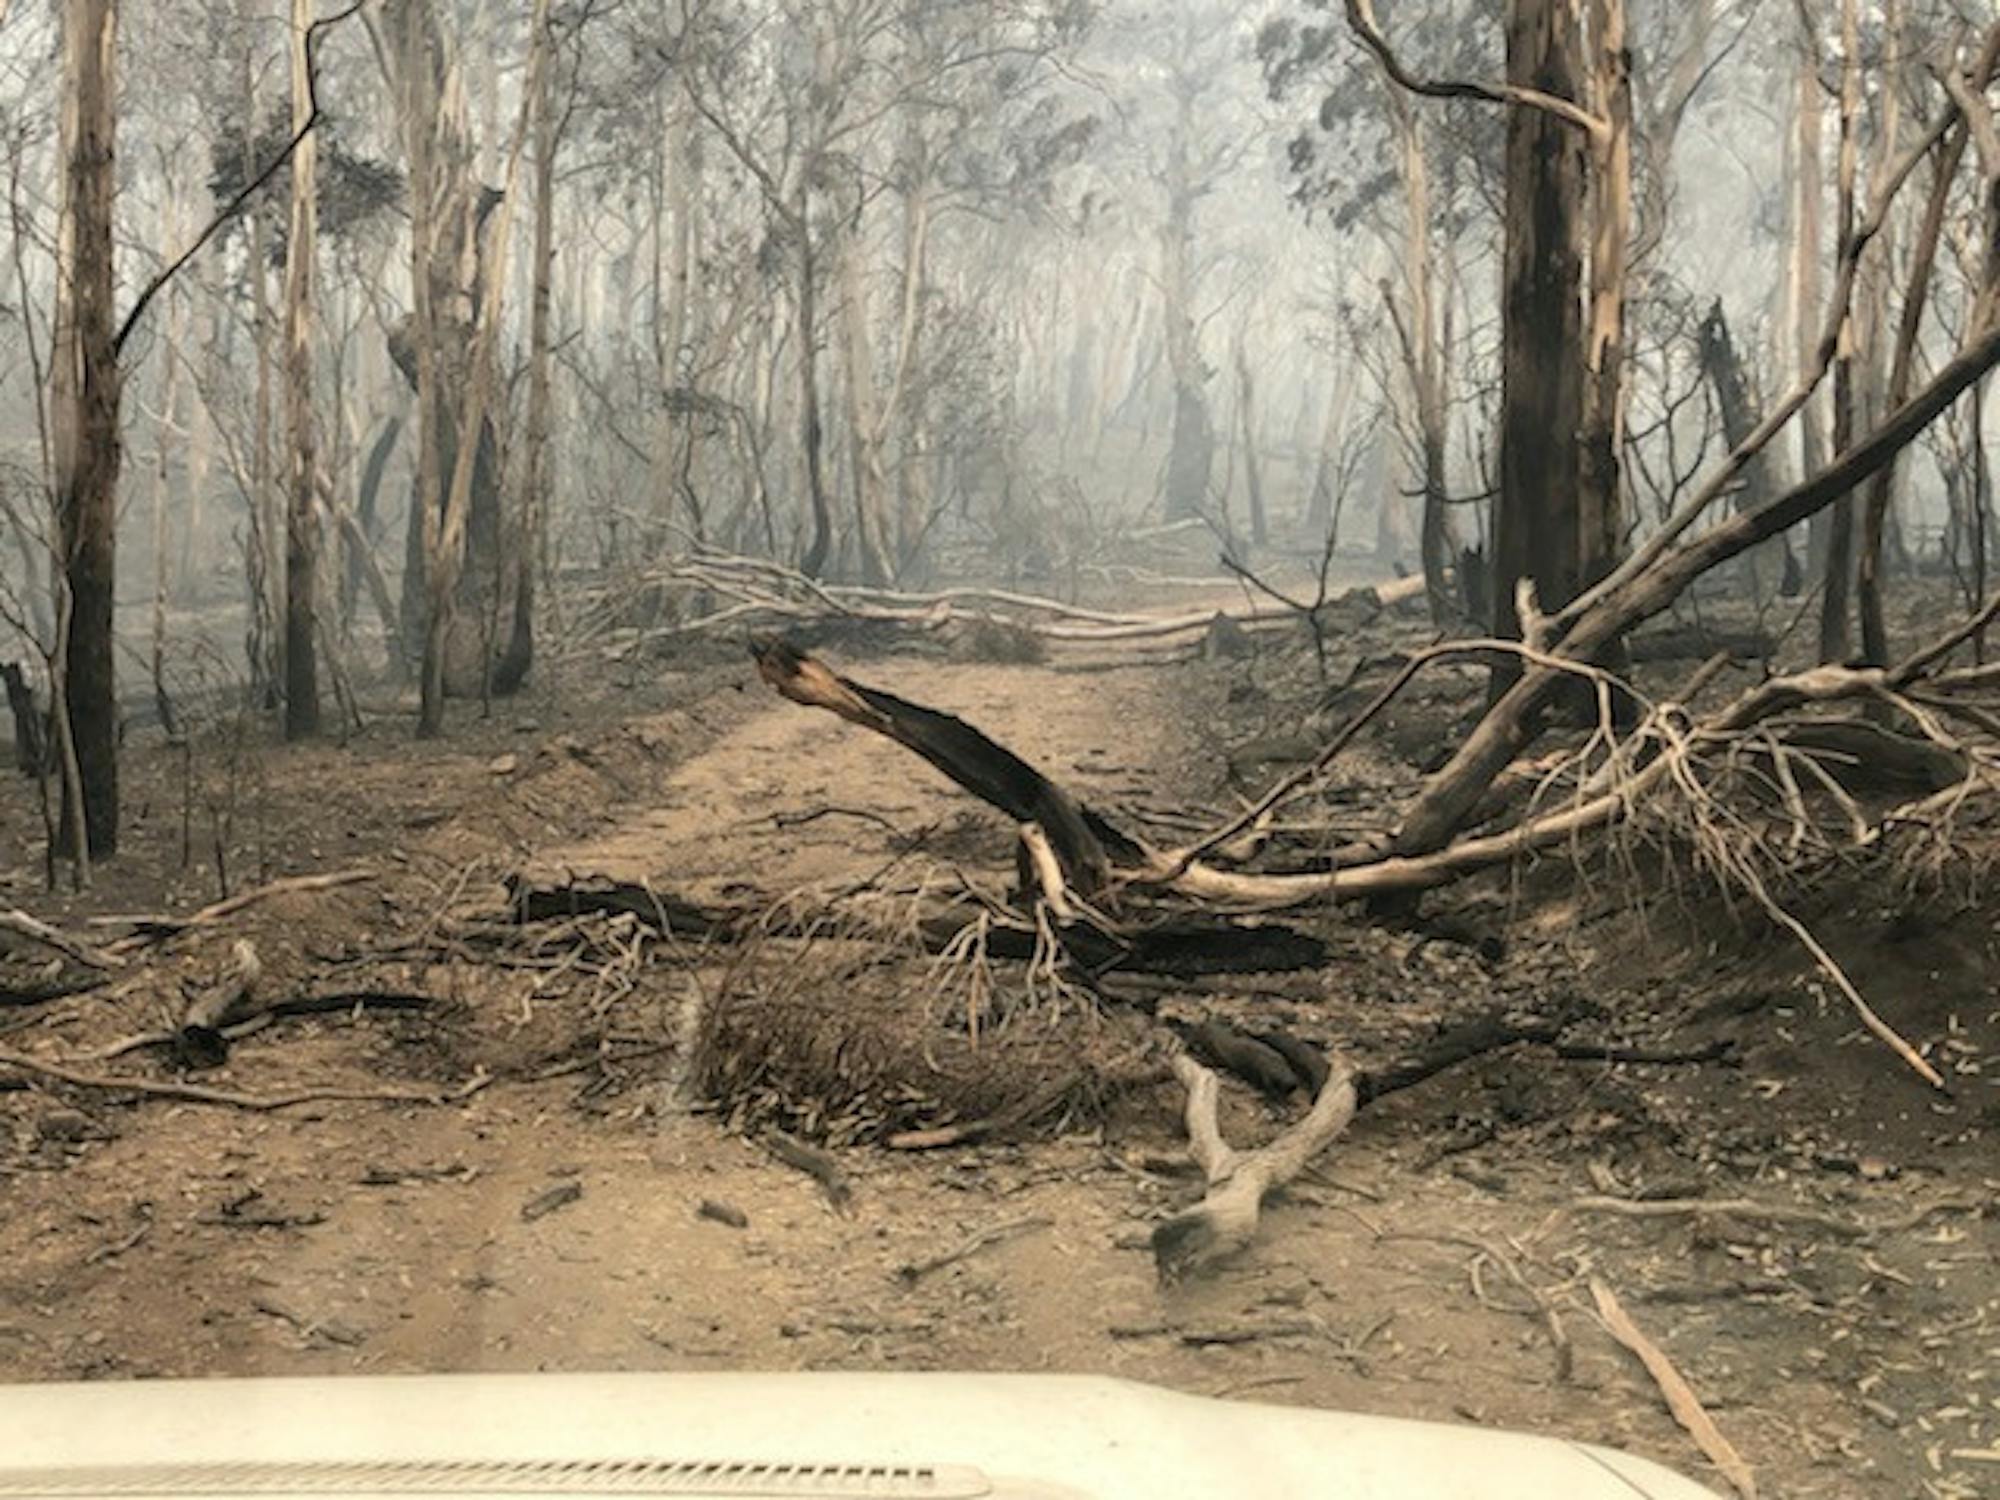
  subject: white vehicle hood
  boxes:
[0,1372,1722,1499]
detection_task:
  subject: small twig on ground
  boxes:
[1178,1320,1319,1347]
[87,990,437,1062]
[1477,1237,1573,1383]
[1738,868,1946,1091]
[1552,1038,1735,1066]
[1209,1373,1307,1400]
[697,1198,749,1229]
[895,1215,1053,1285]
[1572,1194,1867,1237]
[1591,1277,1758,1499]
[250,1297,365,1348]
[1574,1192,1984,1240]
[1379,1230,1572,1382]
[767,806,905,835]
[521,1181,584,1221]
[84,1206,153,1264]
[0,1044,489,1111]
[96,868,375,952]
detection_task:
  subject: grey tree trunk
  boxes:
[283,0,321,738]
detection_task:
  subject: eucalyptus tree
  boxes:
[673,0,1090,582]
[51,0,120,857]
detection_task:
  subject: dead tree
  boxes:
[1346,0,1627,680]
[52,0,121,857]
[1695,300,1794,599]
[383,0,540,731]
[1860,28,2000,665]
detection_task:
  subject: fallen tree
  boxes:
[567,546,1434,661]
[751,621,1989,1101]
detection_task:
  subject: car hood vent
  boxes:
[0,1460,993,1499]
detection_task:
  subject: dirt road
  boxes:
[3,643,1994,1500]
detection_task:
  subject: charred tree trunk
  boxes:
[347,416,400,628]
[148,170,183,741]
[1369,85,1456,626]
[838,221,896,587]
[53,0,121,858]
[1491,0,1590,687]
[386,0,530,727]
[1695,300,1790,597]
[1859,23,1999,662]
[1859,132,1961,665]
[1304,385,1347,535]
[796,199,834,579]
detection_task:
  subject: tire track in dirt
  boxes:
[518,657,1189,902]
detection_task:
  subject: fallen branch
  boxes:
[752,637,1137,893]
[175,939,264,1068]
[0,908,122,969]
[1572,1194,1871,1239]
[1400,311,2000,858]
[89,989,436,1062]
[1,972,112,1007]
[895,1215,1053,1284]
[599,548,1431,656]
[1153,1052,1359,1282]
[0,1043,488,1111]
[98,868,375,952]
[884,1070,1090,1150]
[1591,1277,1759,1499]
[1152,1013,1600,1280]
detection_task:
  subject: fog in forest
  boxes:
[4,0,1988,756]
[3,5,2000,1498]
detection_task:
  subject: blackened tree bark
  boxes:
[1492,0,1590,673]
[53,0,121,857]
[1696,300,1791,597]
[796,209,834,578]
[1578,0,1628,593]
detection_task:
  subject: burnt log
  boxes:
[751,636,1144,895]
[174,940,264,1069]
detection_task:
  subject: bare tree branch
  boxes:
[1343,0,1609,140]
[112,0,368,359]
